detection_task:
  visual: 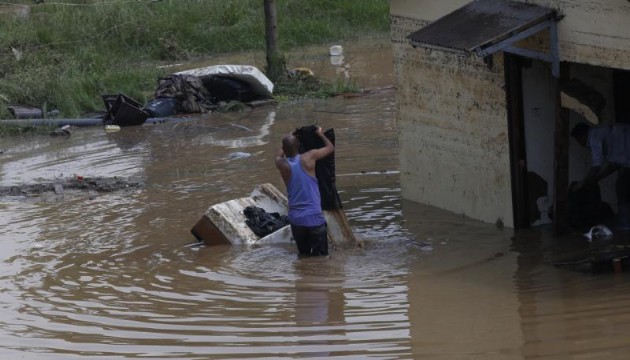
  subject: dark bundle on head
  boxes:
[293,125,323,153]
[292,124,342,210]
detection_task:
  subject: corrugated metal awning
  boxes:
[408,0,556,53]
[407,0,560,76]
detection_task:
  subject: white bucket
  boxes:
[329,45,343,56]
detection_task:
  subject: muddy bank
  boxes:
[0,176,144,198]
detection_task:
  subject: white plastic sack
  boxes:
[176,64,274,98]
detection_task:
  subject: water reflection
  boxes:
[0,135,148,186]
[196,111,276,148]
[512,231,630,359]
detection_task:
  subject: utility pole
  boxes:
[263,0,285,82]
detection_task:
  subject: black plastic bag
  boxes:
[244,206,289,237]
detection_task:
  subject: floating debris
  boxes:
[53,183,64,195]
[105,124,121,132]
[0,176,144,198]
[50,125,72,136]
[227,152,252,160]
[584,224,613,242]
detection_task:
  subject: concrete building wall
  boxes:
[529,0,630,71]
[390,0,630,226]
[391,14,513,226]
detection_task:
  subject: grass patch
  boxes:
[274,74,359,100]
[0,0,389,119]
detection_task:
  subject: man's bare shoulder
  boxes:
[275,156,288,168]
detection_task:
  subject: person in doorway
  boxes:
[275,127,335,256]
[571,122,630,229]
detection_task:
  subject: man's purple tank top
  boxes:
[286,155,326,227]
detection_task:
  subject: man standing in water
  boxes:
[571,122,630,229]
[275,127,334,256]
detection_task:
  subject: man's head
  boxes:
[571,122,590,147]
[282,133,299,157]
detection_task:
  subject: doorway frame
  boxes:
[504,53,569,234]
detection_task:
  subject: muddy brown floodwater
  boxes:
[2,38,630,359]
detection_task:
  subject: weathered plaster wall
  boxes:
[391,14,513,226]
[530,0,630,70]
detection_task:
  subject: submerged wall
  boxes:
[390,11,513,226]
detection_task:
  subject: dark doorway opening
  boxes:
[505,54,565,231]
[505,54,530,229]
[614,69,630,123]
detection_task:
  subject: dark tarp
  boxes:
[293,125,343,210]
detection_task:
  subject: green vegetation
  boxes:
[0,123,57,136]
[274,73,359,100]
[0,0,389,119]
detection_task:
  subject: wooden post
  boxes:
[553,64,570,236]
[263,0,285,81]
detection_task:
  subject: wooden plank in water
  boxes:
[324,209,362,248]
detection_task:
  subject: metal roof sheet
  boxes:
[407,0,556,54]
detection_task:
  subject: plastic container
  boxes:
[143,97,179,118]
[329,45,343,56]
[102,93,149,126]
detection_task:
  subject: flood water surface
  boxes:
[2,42,630,359]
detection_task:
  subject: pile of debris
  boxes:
[0,176,144,198]
[104,64,275,127]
